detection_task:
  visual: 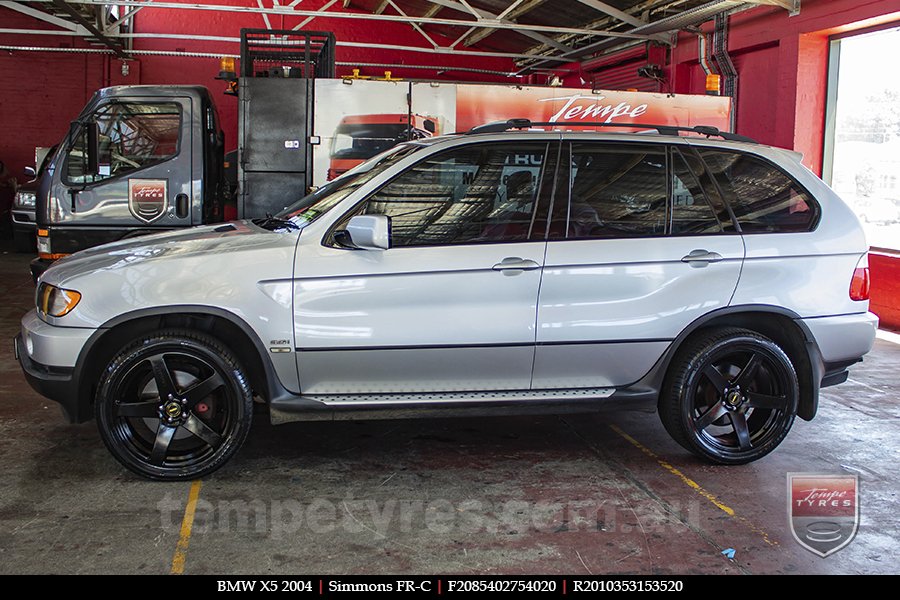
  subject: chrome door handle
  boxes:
[681,249,724,266]
[492,257,541,272]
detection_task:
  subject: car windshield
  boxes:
[276,143,420,226]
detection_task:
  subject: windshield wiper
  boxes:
[252,215,300,231]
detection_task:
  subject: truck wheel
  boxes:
[95,330,253,480]
[659,327,798,464]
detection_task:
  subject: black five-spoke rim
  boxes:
[690,346,793,456]
[108,351,236,470]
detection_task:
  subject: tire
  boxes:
[95,330,253,480]
[659,327,799,464]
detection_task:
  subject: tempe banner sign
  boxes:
[454,84,732,132]
[312,80,732,186]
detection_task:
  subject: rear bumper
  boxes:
[800,312,879,364]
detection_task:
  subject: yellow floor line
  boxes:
[170,480,203,575]
[609,424,778,547]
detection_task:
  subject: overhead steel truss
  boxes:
[2,0,802,68]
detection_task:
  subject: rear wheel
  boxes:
[660,327,799,464]
[95,330,253,480]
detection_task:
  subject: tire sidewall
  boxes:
[676,333,799,464]
[95,334,252,480]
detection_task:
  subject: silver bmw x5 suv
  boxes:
[15,121,878,479]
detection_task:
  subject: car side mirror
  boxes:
[24,166,36,178]
[341,214,391,250]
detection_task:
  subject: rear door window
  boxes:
[567,143,668,238]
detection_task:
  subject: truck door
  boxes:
[57,97,194,230]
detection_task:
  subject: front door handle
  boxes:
[492,257,540,273]
[681,249,724,267]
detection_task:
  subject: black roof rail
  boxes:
[465,119,757,144]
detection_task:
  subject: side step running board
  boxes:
[268,387,659,424]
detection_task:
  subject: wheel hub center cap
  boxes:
[162,400,184,420]
[725,389,744,408]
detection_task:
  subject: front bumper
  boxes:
[16,310,96,423]
[11,209,36,229]
[15,334,79,421]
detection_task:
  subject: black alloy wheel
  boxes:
[95,330,253,480]
[660,327,799,464]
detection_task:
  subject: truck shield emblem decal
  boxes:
[788,473,858,557]
[128,179,168,223]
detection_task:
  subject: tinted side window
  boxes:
[568,143,667,238]
[359,143,547,247]
[66,102,181,185]
[699,149,819,233]
[671,149,722,235]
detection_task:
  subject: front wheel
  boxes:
[660,327,799,464]
[95,330,253,480]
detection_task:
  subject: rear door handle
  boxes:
[681,249,724,267]
[492,257,541,273]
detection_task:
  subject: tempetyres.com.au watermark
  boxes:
[157,495,701,539]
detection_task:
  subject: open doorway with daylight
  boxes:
[825,25,900,252]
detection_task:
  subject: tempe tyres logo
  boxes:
[788,473,858,557]
[128,178,168,223]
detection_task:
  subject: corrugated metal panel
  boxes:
[587,46,661,92]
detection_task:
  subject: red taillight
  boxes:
[849,266,870,301]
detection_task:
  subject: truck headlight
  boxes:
[37,283,82,317]
[14,191,36,209]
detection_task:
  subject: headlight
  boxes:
[37,283,82,317]
[14,191,36,209]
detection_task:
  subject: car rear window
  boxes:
[699,149,820,233]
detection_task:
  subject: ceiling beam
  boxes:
[742,0,800,14]
[103,4,148,33]
[388,0,439,48]
[519,0,686,62]
[292,0,339,29]
[0,0,84,32]
[373,0,389,14]
[463,0,549,47]
[422,0,570,52]
[0,26,573,63]
[35,0,657,41]
[574,0,646,28]
[49,0,126,56]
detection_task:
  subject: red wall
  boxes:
[871,252,900,332]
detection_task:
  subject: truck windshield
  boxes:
[277,143,420,225]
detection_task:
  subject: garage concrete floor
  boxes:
[0,243,897,575]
